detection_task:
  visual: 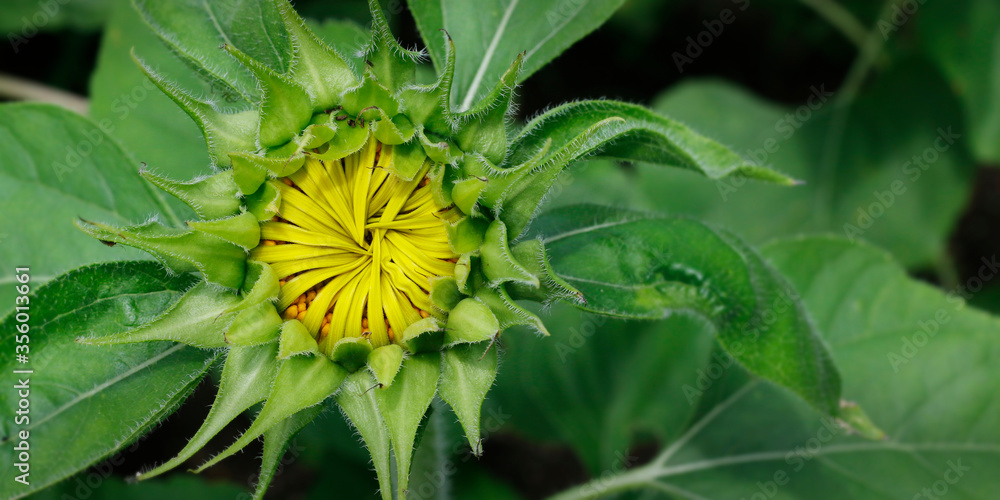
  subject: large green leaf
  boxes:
[615,59,974,269]
[0,103,175,311]
[493,306,716,474]
[551,237,1000,499]
[529,204,842,417]
[407,0,626,110]
[919,0,1000,163]
[0,261,217,499]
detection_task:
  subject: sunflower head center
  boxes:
[251,137,456,353]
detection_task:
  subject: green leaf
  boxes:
[0,103,174,312]
[492,305,717,473]
[489,100,794,237]
[408,0,626,110]
[376,353,442,500]
[920,0,1000,163]
[623,60,974,268]
[550,236,1000,499]
[0,261,217,499]
[530,204,841,417]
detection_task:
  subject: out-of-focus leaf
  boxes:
[494,305,715,474]
[551,237,1000,499]
[0,261,217,499]
[1,0,113,36]
[407,0,626,110]
[919,0,1000,163]
[527,204,842,418]
[0,103,174,310]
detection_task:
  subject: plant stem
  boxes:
[0,72,88,114]
[798,0,870,49]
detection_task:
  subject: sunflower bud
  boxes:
[76,1,585,498]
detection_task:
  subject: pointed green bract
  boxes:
[454,54,523,164]
[375,353,441,500]
[368,344,405,387]
[364,0,421,93]
[225,44,314,147]
[508,238,584,304]
[336,371,393,500]
[78,281,239,348]
[188,212,261,249]
[440,342,498,455]
[133,52,257,166]
[195,354,347,472]
[139,343,280,480]
[76,219,246,289]
[331,336,375,371]
[141,170,241,220]
[445,298,499,345]
[475,285,548,336]
[273,0,358,110]
[480,219,538,287]
[278,319,321,358]
[226,302,283,346]
[399,30,456,132]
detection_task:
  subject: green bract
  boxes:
[69,1,801,498]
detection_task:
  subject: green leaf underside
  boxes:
[529,204,841,417]
[0,103,168,310]
[551,237,1000,499]
[0,262,216,499]
[492,100,794,237]
[408,0,626,110]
